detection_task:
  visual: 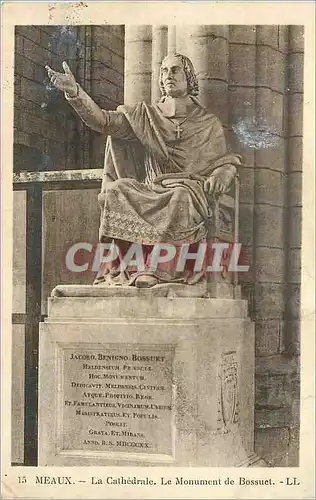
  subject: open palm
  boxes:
[45,61,77,97]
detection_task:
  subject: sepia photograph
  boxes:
[1,2,315,499]
[11,21,303,468]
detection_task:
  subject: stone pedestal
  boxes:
[38,286,256,467]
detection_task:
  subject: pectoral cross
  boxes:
[176,122,183,139]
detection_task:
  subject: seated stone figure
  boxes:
[46,54,241,288]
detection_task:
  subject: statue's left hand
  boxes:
[204,165,237,196]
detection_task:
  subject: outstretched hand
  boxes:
[45,61,78,97]
[204,165,237,197]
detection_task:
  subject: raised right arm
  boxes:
[65,84,134,140]
[45,62,134,140]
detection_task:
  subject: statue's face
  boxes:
[160,56,188,97]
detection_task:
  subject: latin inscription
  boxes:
[61,345,174,456]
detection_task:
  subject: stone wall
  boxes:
[15,26,79,171]
[14,25,124,171]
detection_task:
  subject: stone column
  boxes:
[175,26,187,55]
[253,26,287,352]
[227,25,257,316]
[151,25,168,103]
[285,26,304,356]
[284,26,303,464]
[124,26,152,105]
[177,26,229,125]
[167,25,176,54]
[251,26,299,466]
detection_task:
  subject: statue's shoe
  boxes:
[134,274,159,288]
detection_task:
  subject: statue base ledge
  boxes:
[51,282,241,299]
[244,453,270,467]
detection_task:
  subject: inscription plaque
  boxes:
[59,343,175,458]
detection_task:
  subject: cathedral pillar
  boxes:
[176,26,229,125]
[124,25,152,104]
[151,25,168,103]
[285,25,304,354]
[167,25,176,54]
[253,26,287,339]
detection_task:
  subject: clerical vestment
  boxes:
[66,89,241,284]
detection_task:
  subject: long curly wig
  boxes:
[159,53,199,97]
